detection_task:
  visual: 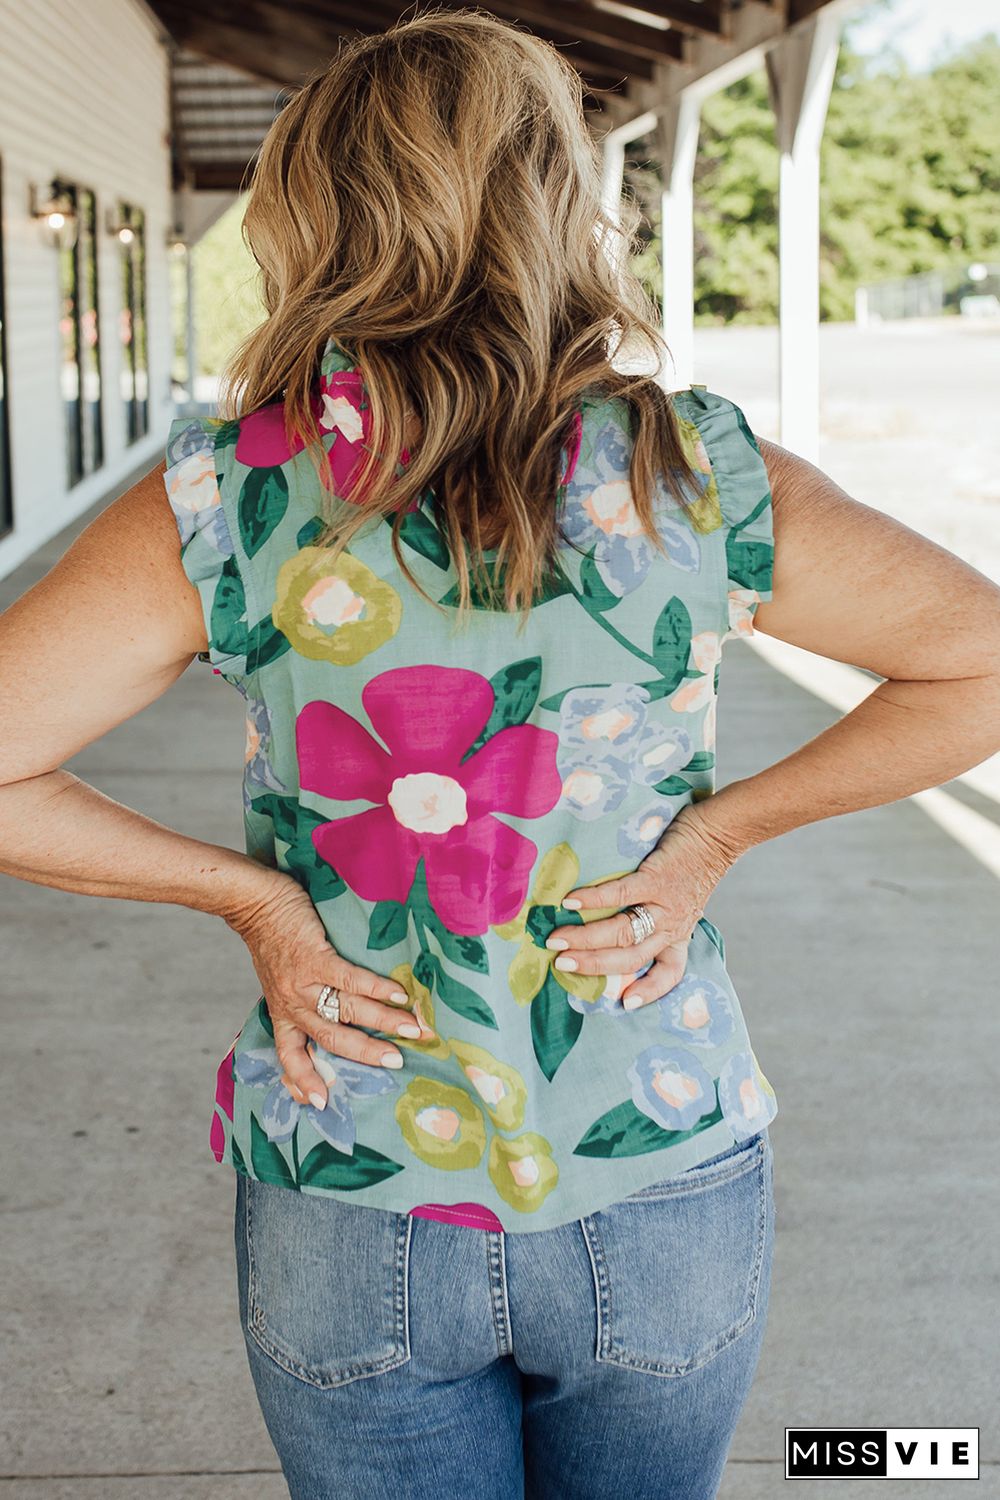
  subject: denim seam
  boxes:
[621,1133,766,1203]
[243,1184,412,1389]
[582,1137,769,1379]
[487,1230,513,1357]
[579,1214,612,1362]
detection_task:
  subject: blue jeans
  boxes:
[234,1128,775,1500]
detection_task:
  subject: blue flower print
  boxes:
[243,697,287,812]
[163,419,234,557]
[658,975,735,1048]
[566,960,655,1017]
[718,1050,777,1141]
[234,1042,398,1154]
[561,412,701,598]
[627,1044,717,1132]
[618,799,676,860]
[558,684,693,821]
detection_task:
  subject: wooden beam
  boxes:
[595,0,727,39]
[485,0,685,62]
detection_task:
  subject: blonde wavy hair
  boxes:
[220,5,701,625]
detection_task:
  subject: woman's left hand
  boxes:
[544,802,741,1010]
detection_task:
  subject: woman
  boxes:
[2,10,999,1499]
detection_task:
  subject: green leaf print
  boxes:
[209,556,247,656]
[212,419,241,450]
[412,949,438,994]
[283,843,346,903]
[398,505,452,570]
[248,793,299,845]
[246,615,292,675]
[439,557,573,611]
[726,536,774,592]
[230,1133,248,1175]
[697,915,726,962]
[406,856,488,975]
[465,657,543,758]
[299,1140,406,1191]
[424,912,490,974]
[573,1094,724,1158]
[651,775,691,797]
[428,954,499,1030]
[257,996,274,1037]
[651,597,693,693]
[296,515,326,548]
[579,548,620,614]
[250,1115,296,1187]
[368,899,410,951]
[683,751,715,772]
[531,969,583,1081]
[247,796,345,901]
[238,466,290,559]
[525,903,584,948]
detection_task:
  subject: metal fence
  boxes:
[855,263,1000,323]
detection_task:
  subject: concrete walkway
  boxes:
[2,484,997,1498]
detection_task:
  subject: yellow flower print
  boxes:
[388,962,451,1060]
[450,1042,527,1132]
[498,843,634,1008]
[395,1077,486,1170]
[488,1132,558,1212]
[272,547,401,665]
[674,415,723,535]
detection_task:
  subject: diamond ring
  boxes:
[316,984,341,1023]
[625,903,656,945]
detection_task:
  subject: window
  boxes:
[117,202,148,443]
[0,158,11,535]
[59,184,103,486]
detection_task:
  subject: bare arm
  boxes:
[0,461,271,918]
[550,438,1000,1008]
[698,437,1000,854]
[0,462,430,1098]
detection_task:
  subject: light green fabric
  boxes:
[162,339,777,1232]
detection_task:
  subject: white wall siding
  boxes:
[0,0,173,576]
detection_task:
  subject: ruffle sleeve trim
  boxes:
[163,416,250,690]
[672,385,775,639]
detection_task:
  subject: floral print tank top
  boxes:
[162,336,777,1234]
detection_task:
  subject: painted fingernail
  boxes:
[562,897,582,910]
[398,1023,422,1038]
[389,991,410,1004]
[546,937,569,951]
[309,1091,327,1109]
[381,1051,405,1068]
[554,955,578,971]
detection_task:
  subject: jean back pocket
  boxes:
[240,1174,412,1389]
[580,1131,772,1378]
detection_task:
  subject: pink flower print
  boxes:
[725,588,760,640]
[234,369,376,500]
[409,1201,506,1230]
[295,665,563,935]
[669,631,721,714]
[210,1045,236,1161]
[561,410,583,487]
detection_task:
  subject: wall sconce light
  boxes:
[105,206,137,245]
[29,178,78,249]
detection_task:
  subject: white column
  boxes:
[656,90,701,392]
[765,12,842,460]
[184,245,198,406]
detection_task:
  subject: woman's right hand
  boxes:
[226,871,435,1109]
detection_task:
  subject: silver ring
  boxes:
[316,984,341,1023]
[625,903,656,945]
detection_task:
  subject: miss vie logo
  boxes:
[785,1428,979,1480]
